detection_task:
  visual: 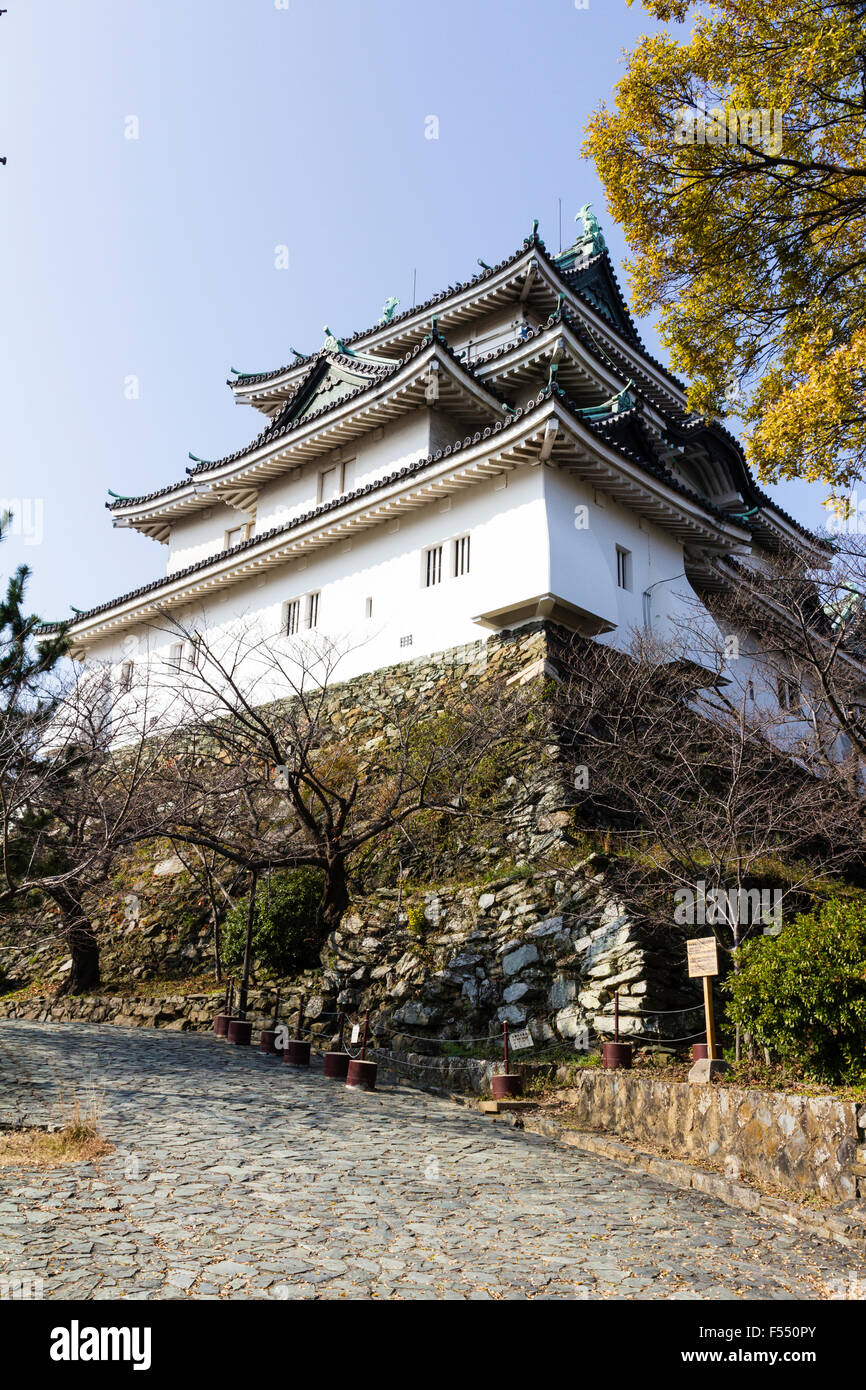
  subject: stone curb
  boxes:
[519,1113,866,1252]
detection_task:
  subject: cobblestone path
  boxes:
[0,1021,858,1300]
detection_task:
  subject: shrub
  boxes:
[724,897,866,1081]
[220,868,325,977]
[406,904,426,936]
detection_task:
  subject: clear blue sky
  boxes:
[0,0,828,620]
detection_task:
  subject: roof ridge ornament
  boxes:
[186,451,215,475]
[379,296,400,324]
[576,204,607,256]
[322,325,348,354]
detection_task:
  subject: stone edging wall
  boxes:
[558,1071,861,1202]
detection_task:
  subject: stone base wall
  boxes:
[0,857,702,1050]
[558,1071,862,1201]
[319,857,696,1048]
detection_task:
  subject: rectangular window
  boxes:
[305,591,320,629]
[120,661,134,692]
[453,534,471,578]
[616,546,632,591]
[225,523,250,549]
[400,635,413,648]
[778,676,800,713]
[167,643,183,671]
[642,591,653,631]
[425,545,443,587]
[186,635,203,671]
[284,599,301,637]
[318,464,342,504]
[365,596,373,619]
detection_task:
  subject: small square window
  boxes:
[225,523,250,549]
[454,534,471,578]
[400,635,413,648]
[616,546,632,591]
[167,643,183,671]
[425,545,443,587]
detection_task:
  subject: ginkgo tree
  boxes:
[584,0,866,495]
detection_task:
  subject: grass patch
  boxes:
[0,1087,113,1167]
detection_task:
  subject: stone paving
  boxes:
[0,1020,859,1300]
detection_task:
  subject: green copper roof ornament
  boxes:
[579,380,636,420]
[575,204,607,256]
[291,347,305,360]
[379,296,400,324]
[729,505,759,522]
[322,325,347,354]
[107,488,134,501]
[547,362,560,388]
[530,218,539,240]
[477,258,492,271]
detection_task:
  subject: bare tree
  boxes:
[547,620,862,1017]
[0,662,174,993]
[147,619,521,987]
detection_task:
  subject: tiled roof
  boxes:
[108,333,500,513]
[228,239,542,390]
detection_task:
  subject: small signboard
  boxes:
[509,1028,533,1051]
[350,1024,360,1043]
[687,936,719,978]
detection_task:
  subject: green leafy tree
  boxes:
[584,0,866,492]
[0,517,69,898]
[220,868,325,977]
[725,897,866,1080]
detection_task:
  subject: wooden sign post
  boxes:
[687,936,719,1060]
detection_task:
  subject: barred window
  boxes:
[616,546,632,591]
[284,599,301,636]
[453,534,470,577]
[425,545,443,587]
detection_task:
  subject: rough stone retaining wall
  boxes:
[557,1071,862,1202]
[0,858,700,1049]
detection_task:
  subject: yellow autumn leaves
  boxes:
[584,0,866,493]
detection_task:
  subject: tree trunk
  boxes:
[238,869,257,1019]
[320,856,349,937]
[52,886,100,995]
[203,866,222,983]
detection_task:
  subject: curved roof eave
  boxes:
[48,388,751,642]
